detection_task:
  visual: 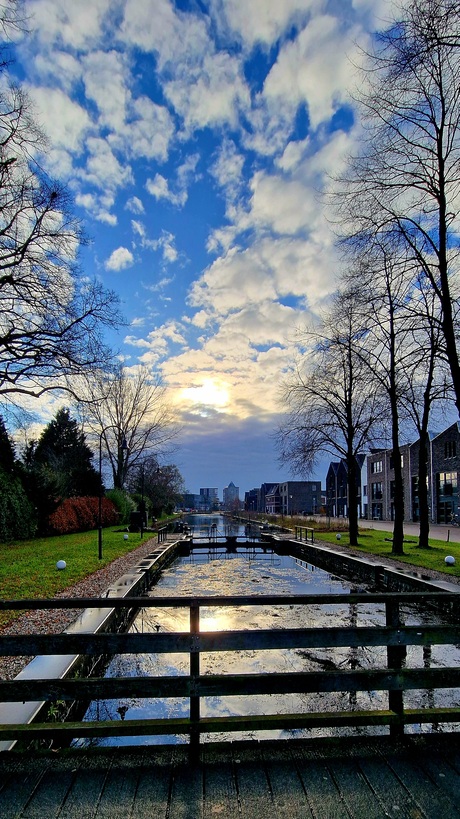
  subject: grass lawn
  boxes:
[313,527,460,579]
[0,527,157,627]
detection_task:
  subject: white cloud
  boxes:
[145,154,198,208]
[209,139,245,203]
[209,0,324,50]
[126,196,144,214]
[31,50,82,92]
[27,85,91,162]
[82,136,133,192]
[105,246,135,271]
[124,96,175,161]
[262,14,360,130]
[248,171,317,235]
[120,0,210,71]
[164,51,249,132]
[82,49,130,133]
[25,0,114,51]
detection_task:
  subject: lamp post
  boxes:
[98,426,128,560]
[139,461,145,540]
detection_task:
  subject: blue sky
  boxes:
[8,0,389,498]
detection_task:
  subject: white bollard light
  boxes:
[336,533,341,540]
[56,560,66,570]
[445,555,456,565]
[124,534,129,541]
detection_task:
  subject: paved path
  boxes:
[1,733,460,818]
[362,518,460,543]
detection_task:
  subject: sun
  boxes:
[181,379,230,412]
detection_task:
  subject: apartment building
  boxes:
[366,421,460,523]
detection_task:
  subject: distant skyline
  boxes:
[6,0,389,495]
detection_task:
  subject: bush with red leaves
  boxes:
[47,496,119,535]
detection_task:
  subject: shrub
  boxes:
[106,488,135,525]
[47,496,118,535]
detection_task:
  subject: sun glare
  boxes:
[181,379,230,411]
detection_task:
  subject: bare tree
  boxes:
[345,246,421,555]
[80,365,179,489]
[398,275,451,547]
[277,290,381,546]
[335,0,460,414]
[0,6,121,400]
[128,456,185,519]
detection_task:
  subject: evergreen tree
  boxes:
[0,415,37,540]
[0,415,15,473]
[31,408,102,498]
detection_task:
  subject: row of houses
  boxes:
[245,422,460,525]
[328,421,460,524]
[244,481,323,517]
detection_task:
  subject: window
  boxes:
[438,472,458,496]
[445,441,457,458]
[371,460,383,474]
[371,482,382,500]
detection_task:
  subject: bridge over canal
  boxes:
[2,525,460,818]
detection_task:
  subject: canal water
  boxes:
[76,515,460,747]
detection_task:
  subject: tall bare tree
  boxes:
[278,290,381,546]
[80,365,179,489]
[345,246,421,555]
[0,3,121,400]
[335,0,460,415]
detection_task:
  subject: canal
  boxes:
[76,515,460,747]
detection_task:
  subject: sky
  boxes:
[7,0,390,499]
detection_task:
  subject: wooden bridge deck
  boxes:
[2,733,460,818]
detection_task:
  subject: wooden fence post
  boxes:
[190,602,200,750]
[386,598,406,737]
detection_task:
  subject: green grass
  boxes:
[0,527,157,627]
[313,527,460,579]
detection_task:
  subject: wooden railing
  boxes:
[1,592,460,744]
[294,526,314,543]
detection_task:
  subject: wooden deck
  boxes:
[2,733,460,818]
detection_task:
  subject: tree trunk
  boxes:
[347,454,359,547]
[418,433,430,549]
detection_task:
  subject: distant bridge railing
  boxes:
[0,592,460,746]
[294,526,314,544]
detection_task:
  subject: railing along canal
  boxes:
[1,592,460,745]
[294,526,314,543]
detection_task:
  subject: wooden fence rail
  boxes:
[1,592,460,744]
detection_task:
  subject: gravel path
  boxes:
[0,535,160,680]
[0,533,458,681]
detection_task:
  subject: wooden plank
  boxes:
[0,590,457,611]
[326,755,388,818]
[0,754,54,819]
[357,745,428,818]
[290,744,350,819]
[58,752,113,819]
[13,755,80,819]
[90,753,140,819]
[167,745,204,819]
[201,742,240,819]
[381,744,460,818]
[2,708,460,743]
[2,666,460,704]
[131,746,175,819]
[260,741,314,818]
[3,624,460,656]
[231,744,275,819]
